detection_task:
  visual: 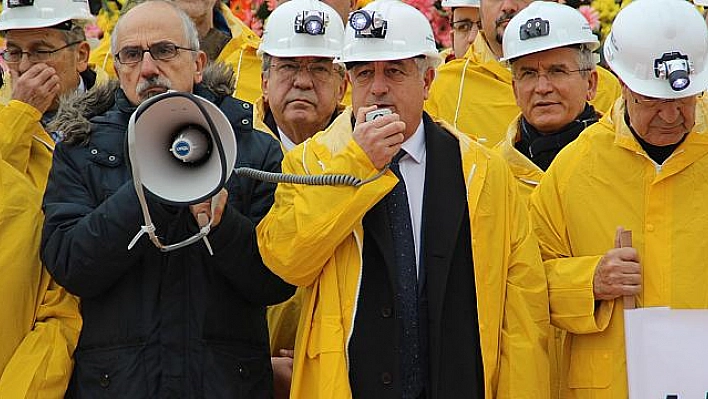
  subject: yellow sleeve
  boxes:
[529,160,613,335]
[496,165,551,398]
[0,101,43,173]
[257,137,397,287]
[0,273,81,398]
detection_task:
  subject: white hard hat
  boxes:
[604,0,708,99]
[501,1,598,62]
[0,0,94,31]
[338,0,442,68]
[441,0,479,8]
[258,0,344,59]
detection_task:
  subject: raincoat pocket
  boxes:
[567,348,612,388]
[306,315,344,359]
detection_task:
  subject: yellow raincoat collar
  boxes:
[496,114,544,186]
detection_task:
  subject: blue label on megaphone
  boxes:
[174,141,191,157]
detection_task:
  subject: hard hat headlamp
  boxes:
[519,18,550,41]
[348,10,387,38]
[654,52,693,92]
[295,10,328,35]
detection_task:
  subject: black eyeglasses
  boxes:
[1,41,81,63]
[114,41,196,65]
[451,19,481,34]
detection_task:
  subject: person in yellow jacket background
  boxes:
[529,0,708,397]
[441,0,480,61]
[425,0,621,147]
[255,1,346,397]
[0,0,99,395]
[90,0,263,103]
[257,1,550,397]
[492,3,602,398]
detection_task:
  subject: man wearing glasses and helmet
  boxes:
[530,0,708,396]
[0,0,102,396]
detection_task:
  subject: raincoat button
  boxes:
[381,306,392,318]
[99,373,110,388]
[381,372,392,385]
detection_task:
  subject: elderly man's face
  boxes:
[512,47,597,134]
[480,0,533,57]
[5,27,89,110]
[348,59,435,141]
[262,56,345,144]
[623,85,697,146]
[113,1,206,105]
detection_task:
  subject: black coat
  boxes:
[348,114,485,399]
[41,83,295,398]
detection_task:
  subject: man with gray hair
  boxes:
[255,1,346,397]
[41,1,294,396]
[493,3,602,397]
[257,0,550,397]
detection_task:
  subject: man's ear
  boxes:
[193,50,208,84]
[76,41,91,73]
[261,71,269,99]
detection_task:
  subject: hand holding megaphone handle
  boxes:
[127,110,217,255]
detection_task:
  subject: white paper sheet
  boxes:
[624,307,708,398]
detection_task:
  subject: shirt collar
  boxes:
[401,118,425,163]
[277,126,298,152]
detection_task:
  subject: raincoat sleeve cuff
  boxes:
[546,255,612,334]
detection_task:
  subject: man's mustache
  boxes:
[136,76,173,98]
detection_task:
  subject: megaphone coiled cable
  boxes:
[232,166,389,187]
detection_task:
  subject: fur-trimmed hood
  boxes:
[49,63,237,146]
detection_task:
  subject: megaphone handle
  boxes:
[196,212,214,256]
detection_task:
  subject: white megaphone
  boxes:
[126,91,237,254]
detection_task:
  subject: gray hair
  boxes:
[510,44,597,76]
[111,0,200,57]
[62,22,87,43]
[414,56,438,78]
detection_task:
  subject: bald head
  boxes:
[111,0,199,55]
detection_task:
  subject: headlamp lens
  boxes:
[349,10,371,31]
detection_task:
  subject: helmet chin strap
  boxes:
[127,109,217,255]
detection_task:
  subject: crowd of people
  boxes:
[0,0,707,397]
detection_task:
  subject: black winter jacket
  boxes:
[41,72,294,398]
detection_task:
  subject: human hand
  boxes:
[352,105,406,170]
[272,349,294,399]
[189,188,228,228]
[593,231,641,301]
[10,64,62,113]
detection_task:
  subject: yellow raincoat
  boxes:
[257,108,550,398]
[494,114,544,199]
[529,96,708,398]
[0,101,81,396]
[425,34,621,147]
[90,3,263,104]
[254,96,347,355]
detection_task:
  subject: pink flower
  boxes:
[84,23,102,39]
[578,5,601,31]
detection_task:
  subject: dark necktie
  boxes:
[384,150,424,398]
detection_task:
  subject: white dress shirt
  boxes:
[398,119,426,276]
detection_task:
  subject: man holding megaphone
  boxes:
[41,1,294,397]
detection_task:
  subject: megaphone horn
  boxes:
[127,91,237,205]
